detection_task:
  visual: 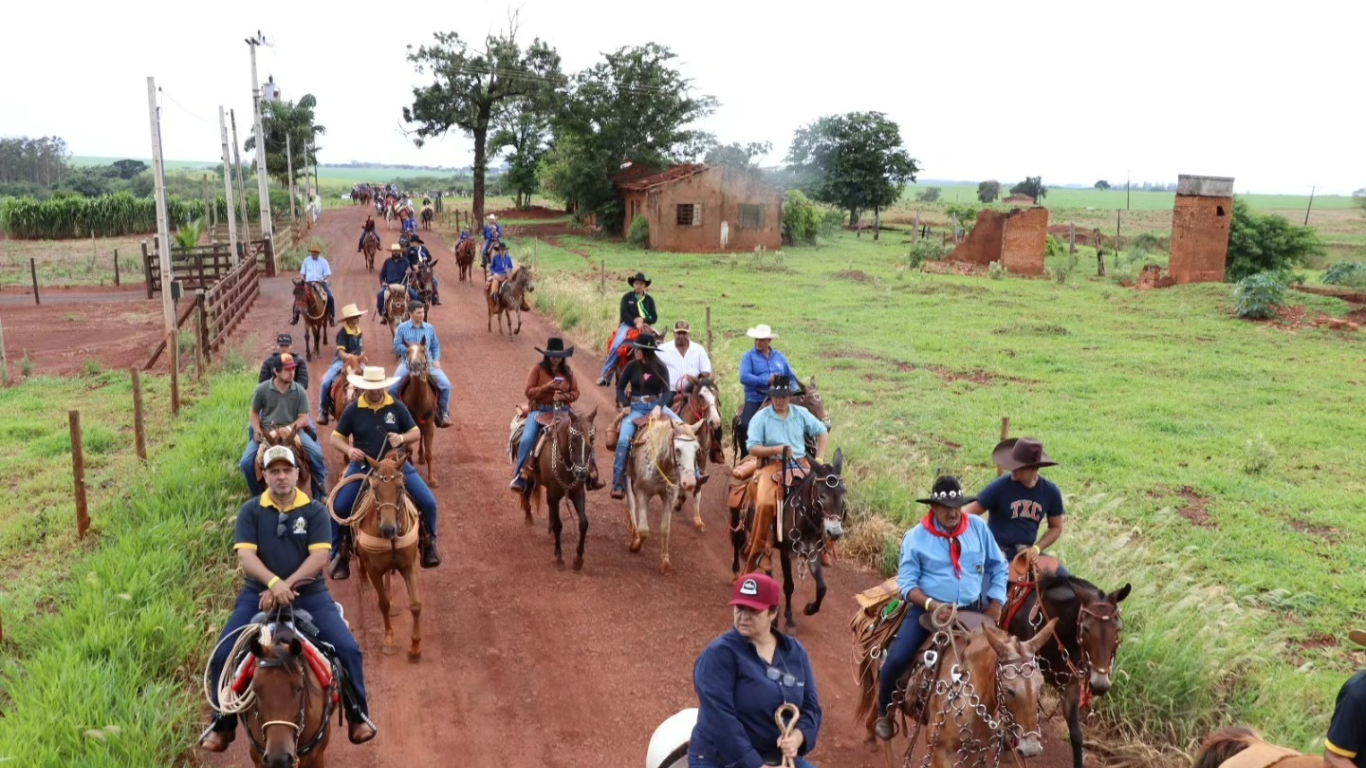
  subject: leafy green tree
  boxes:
[404,17,563,225]
[244,95,325,189]
[916,186,941,202]
[976,180,1000,203]
[110,159,148,180]
[785,112,918,228]
[781,189,822,246]
[704,141,772,171]
[1225,197,1324,281]
[1010,176,1047,202]
[1095,180,1111,190]
[491,93,557,209]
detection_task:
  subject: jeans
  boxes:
[389,362,451,418]
[612,402,682,490]
[207,588,368,729]
[689,754,817,768]
[877,598,986,716]
[331,461,438,552]
[736,400,764,458]
[376,285,421,315]
[240,427,326,498]
[600,323,631,379]
[319,359,345,417]
[513,406,553,480]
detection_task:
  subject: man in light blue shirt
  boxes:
[873,475,1007,741]
[294,245,335,326]
[737,324,796,458]
[389,302,452,428]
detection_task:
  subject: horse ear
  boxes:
[288,637,303,657]
[1109,584,1132,605]
[249,637,265,658]
[586,406,598,423]
[1024,617,1060,655]
[983,626,1013,659]
[832,447,844,475]
[430,259,439,268]
[807,375,817,388]
[365,455,379,470]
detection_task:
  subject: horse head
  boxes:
[794,376,830,429]
[512,265,535,294]
[561,406,599,485]
[246,618,310,768]
[692,374,722,428]
[363,453,409,540]
[670,420,700,493]
[291,279,306,308]
[982,619,1058,758]
[405,340,430,379]
[808,448,847,541]
[1070,580,1130,696]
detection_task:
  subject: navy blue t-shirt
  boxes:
[335,394,417,460]
[233,490,331,595]
[975,474,1065,549]
[1328,670,1366,768]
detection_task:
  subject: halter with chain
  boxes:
[779,455,845,582]
[1031,594,1123,711]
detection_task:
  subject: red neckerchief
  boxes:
[921,511,969,578]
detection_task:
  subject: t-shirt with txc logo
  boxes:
[975,474,1065,550]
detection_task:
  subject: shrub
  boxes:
[20,351,33,378]
[1046,234,1067,258]
[1226,197,1324,281]
[1244,433,1277,475]
[988,260,1008,280]
[905,239,947,269]
[1131,232,1166,253]
[1234,270,1288,319]
[944,203,980,233]
[818,210,844,239]
[626,215,649,249]
[781,190,822,246]
[1322,261,1366,288]
[915,186,941,202]
[1047,252,1080,285]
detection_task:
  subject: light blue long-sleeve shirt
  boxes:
[300,256,331,283]
[896,514,1007,606]
[745,404,827,459]
[392,321,441,363]
[739,347,795,404]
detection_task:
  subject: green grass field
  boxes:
[904,181,1358,212]
[520,228,1365,758]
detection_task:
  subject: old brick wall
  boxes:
[1169,194,1231,284]
[644,167,781,253]
[947,210,1006,267]
[947,207,1046,275]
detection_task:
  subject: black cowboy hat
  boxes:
[626,271,651,287]
[916,475,977,508]
[760,374,802,398]
[992,437,1058,472]
[408,235,424,244]
[535,337,574,358]
[627,332,660,351]
[276,333,293,347]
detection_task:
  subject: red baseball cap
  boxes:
[729,573,780,612]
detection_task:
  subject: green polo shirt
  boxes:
[233,489,331,595]
[251,380,309,428]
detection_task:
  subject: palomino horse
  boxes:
[381,284,410,340]
[623,412,701,574]
[409,259,438,308]
[361,231,380,272]
[731,450,847,631]
[731,376,831,464]
[1003,571,1131,768]
[396,342,439,486]
[293,280,329,361]
[329,351,368,423]
[487,265,534,336]
[454,238,476,282]
[674,373,724,527]
[511,406,599,571]
[240,612,337,768]
[1192,726,1324,768]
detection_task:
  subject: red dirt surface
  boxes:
[206,207,1081,768]
[0,291,197,377]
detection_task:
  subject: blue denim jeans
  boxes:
[389,362,451,418]
[319,359,345,417]
[612,402,682,490]
[877,598,987,716]
[240,427,326,498]
[331,461,438,552]
[600,323,631,380]
[513,406,553,480]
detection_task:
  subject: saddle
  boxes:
[1001,550,1044,629]
[228,612,340,706]
[254,435,309,483]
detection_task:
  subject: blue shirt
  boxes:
[975,475,1065,549]
[691,628,821,768]
[458,232,470,243]
[739,348,796,404]
[393,321,441,363]
[745,405,827,459]
[483,223,502,241]
[379,256,409,286]
[489,254,513,278]
[897,514,1007,606]
[300,256,331,283]
[1328,670,1366,768]
[233,490,331,596]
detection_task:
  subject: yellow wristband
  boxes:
[267,576,281,589]
[925,598,935,611]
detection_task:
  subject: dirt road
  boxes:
[212,206,1077,768]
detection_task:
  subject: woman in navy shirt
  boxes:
[690,573,822,768]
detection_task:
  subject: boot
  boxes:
[436,412,452,428]
[329,532,353,580]
[420,533,441,568]
[317,408,330,426]
[348,715,378,745]
[874,713,896,741]
[197,716,236,753]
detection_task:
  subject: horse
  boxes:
[239,611,337,768]
[623,412,701,575]
[731,450,847,631]
[255,425,315,500]
[329,351,368,424]
[673,373,724,528]
[731,376,831,464]
[1003,571,1131,768]
[382,284,410,339]
[396,342,439,487]
[600,326,652,387]
[409,259,438,308]
[646,708,698,768]
[511,406,599,571]
[361,231,380,273]
[1191,726,1324,768]
[487,265,534,336]
[292,280,329,361]
[454,238,476,282]
[420,205,434,231]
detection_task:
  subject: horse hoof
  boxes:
[555,558,565,571]
[381,643,399,656]
[407,650,422,663]
[803,603,820,617]
[661,560,673,575]
[572,556,583,572]
[628,538,643,554]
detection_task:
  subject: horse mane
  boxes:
[1038,572,1102,603]
[1192,726,1258,768]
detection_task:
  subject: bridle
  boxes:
[781,459,846,573]
[244,633,334,759]
[1034,594,1123,708]
[549,413,595,491]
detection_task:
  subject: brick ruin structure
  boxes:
[947,206,1049,275]
[1168,174,1235,284]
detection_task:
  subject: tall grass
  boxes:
[0,193,200,239]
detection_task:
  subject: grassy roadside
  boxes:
[0,372,249,766]
[525,230,1364,759]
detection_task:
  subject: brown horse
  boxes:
[1192,727,1323,768]
[242,614,336,768]
[361,231,380,272]
[674,373,724,527]
[420,206,434,231]
[293,280,329,361]
[512,406,599,571]
[396,342,439,486]
[454,237,476,282]
[255,425,314,500]
[329,351,368,423]
[487,265,534,335]
[624,413,701,575]
[346,452,423,661]
[409,260,438,308]
[382,284,410,339]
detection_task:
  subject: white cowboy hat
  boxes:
[347,365,400,390]
[339,303,366,320]
[745,324,779,340]
[487,214,497,220]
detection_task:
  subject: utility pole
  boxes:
[147,77,176,333]
[312,142,321,221]
[218,106,240,263]
[246,33,274,246]
[286,133,296,221]
[230,109,251,243]
[1305,186,1317,226]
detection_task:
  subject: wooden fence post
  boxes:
[131,368,147,460]
[0,317,8,386]
[168,330,180,416]
[1069,224,1076,255]
[29,258,39,305]
[194,292,206,380]
[69,411,89,539]
[114,248,120,286]
[141,240,154,299]
[996,416,1010,476]
[706,305,713,351]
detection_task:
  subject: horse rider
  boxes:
[961,438,1071,577]
[377,244,421,321]
[736,324,796,458]
[318,304,367,425]
[1327,630,1366,768]
[356,215,378,252]
[597,271,659,387]
[258,333,310,392]
[405,235,440,305]
[872,475,1008,741]
[240,352,327,531]
[509,338,606,493]
[199,445,377,752]
[485,241,531,311]
[738,375,827,573]
[482,213,503,266]
[657,319,714,413]
[610,332,690,500]
[293,245,336,326]
[389,302,453,429]
[328,365,442,578]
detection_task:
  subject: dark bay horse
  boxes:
[420,206,434,231]
[409,259,438,308]
[362,231,380,272]
[454,238,476,282]
[243,613,336,767]
[293,280,329,361]
[396,342,439,486]
[1003,572,1131,768]
[513,406,599,571]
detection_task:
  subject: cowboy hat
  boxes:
[347,365,400,390]
[628,332,660,351]
[1350,630,1366,648]
[339,303,366,320]
[389,244,402,252]
[745,324,779,340]
[916,475,977,508]
[408,235,424,244]
[487,214,497,220]
[535,337,574,358]
[760,374,802,398]
[992,437,1058,472]
[671,320,691,334]
[308,244,322,254]
[626,271,652,287]
[262,444,297,468]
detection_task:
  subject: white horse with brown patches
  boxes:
[623,411,700,574]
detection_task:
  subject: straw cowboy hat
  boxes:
[535,337,574,358]
[992,437,1058,472]
[308,244,322,254]
[745,324,779,340]
[347,365,400,390]
[389,243,402,252]
[671,320,691,335]
[339,303,366,321]
[916,475,977,508]
[487,214,497,221]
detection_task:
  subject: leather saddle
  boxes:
[919,609,993,635]
[399,375,439,404]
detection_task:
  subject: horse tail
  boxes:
[1191,726,1258,768]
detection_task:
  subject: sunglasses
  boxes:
[276,514,294,538]
[765,666,803,688]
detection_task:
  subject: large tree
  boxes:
[404,17,563,225]
[244,95,325,190]
[1010,176,1047,203]
[541,43,717,232]
[704,141,772,171]
[977,179,1000,203]
[785,112,918,228]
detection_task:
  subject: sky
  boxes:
[4,0,1363,194]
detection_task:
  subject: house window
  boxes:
[676,203,700,227]
[738,204,764,229]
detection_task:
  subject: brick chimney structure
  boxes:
[1169,174,1235,284]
